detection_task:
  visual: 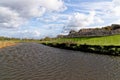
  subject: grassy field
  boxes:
[0,35,119,55]
[43,34,120,46]
[41,34,120,56]
[0,41,16,48]
[0,39,40,48]
[0,34,120,49]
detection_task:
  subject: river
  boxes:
[0,43,120,80]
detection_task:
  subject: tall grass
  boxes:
[0,41,16,48]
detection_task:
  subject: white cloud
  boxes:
[39,0,67,12]
[80,0,120,17]
[12,29,41,39]
[37,13,70,23]
[1,0,120,38]
[0,27,41,39]
[64,0,120,32]
[18,30,41,38]
[66,11,104,31]
[0,6,26,28]
[38,14,59,23]
[0,0,66,28]
[111,0,120,16]
[113,0,120,6]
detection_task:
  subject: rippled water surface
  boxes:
[0,43,120,80]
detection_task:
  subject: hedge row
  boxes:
[42,42,120,56]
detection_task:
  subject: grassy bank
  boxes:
[0,35,120,56]
[0,41,16,48]
[41,34,120,56]
[42,43,120,56]
[0,37,42,48]
[42,34,120,45]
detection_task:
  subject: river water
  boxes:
[0,43,120,80]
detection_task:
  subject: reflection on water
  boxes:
[0,43,120,80]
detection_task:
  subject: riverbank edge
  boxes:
[42,42,120,56]
[0,41,17,49]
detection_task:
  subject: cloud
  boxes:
[65,11,104,31]
[0,0,66,28]
[37,13,70,24]
[80,0,120,17]
[17,30,41,38]
[37,14,59,23]
[0,6,26,28]
[64,0,120,32]
[111,0,120,16]
[1,0,120,39]
[39,0,67,12]
[1,29,41,39]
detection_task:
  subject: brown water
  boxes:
[0,43,120,80]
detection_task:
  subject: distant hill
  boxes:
[62,24,120,38]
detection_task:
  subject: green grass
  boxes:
[43,34,120,46]
[0,34,119,49]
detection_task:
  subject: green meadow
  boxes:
[0,35,120,55]
[44,34,120,46]
[41,34,120,56]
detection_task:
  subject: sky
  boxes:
[0,0,120,39]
